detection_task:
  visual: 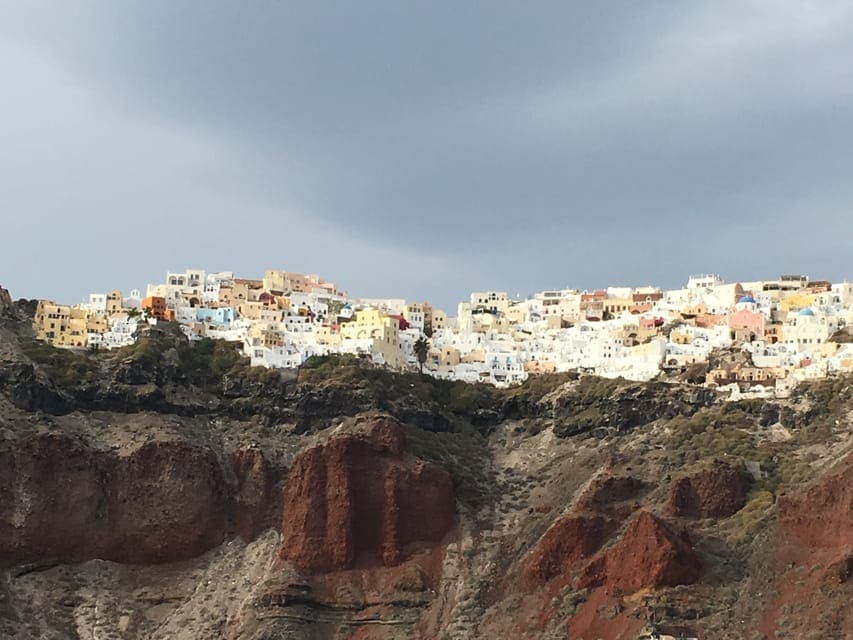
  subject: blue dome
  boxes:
[798,308,815,316]
[738,295,755,304]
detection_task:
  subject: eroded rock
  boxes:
[522,514,616,587]
[777,453,853,549]
[576,511,702,595]
[279,417,456,572]
[667,460,751,519]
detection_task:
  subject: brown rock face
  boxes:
[232,447,286,542]
[777,453,853,549]
[576,475,648,518]
[0,287,12,317]
[667,460,751,519]
[756,455,853,639]
[279,418,455,572]
[522,514,616,587]
[0,432,233,564]
[576,511,702,595]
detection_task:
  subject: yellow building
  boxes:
[504,303,527,325]
[603,296,633,317]
[33,300,71,343]
[432,310,447,332]
[613,323,658,346]
[105,290,124,315]
[340,308,386,340]
[524,359,556,374]
[263,269,288,293]
[461,349,486,364]
[372,317,405,369]
[435,345,461,367]
[778,291,820,313]
[33,301,105,348]
[263,270,337,295]
[670,329,692,345]
[315,324,342,346]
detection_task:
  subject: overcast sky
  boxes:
[1,1,851,310]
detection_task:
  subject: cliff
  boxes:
[0,307,851,639]
[279,417,455,571]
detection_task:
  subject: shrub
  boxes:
[719,490,774,544]
[17,337,100,386]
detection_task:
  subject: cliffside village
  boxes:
[30,270,853,396]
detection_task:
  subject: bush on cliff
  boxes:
[17,337,100,386]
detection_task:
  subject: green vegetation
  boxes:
[413,336,430,373]
[301,353,363,374]
[36,327,254,389]
[299,354,497,413]
[402,422,496,507]
[790,374,852,428]
[503,371,579,404]
[719,489,775,544]
[176,338,245,385]
[114,330,173,365]
[17,337,100,386]
[663,375,852,503]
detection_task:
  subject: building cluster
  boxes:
[32,270,853,395]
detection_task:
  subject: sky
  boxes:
[1,1,852,311]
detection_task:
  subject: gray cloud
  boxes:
[1,1,851,310]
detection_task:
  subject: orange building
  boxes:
[141,296,172,321]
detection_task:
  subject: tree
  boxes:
[413,336,430,374]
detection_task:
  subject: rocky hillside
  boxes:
[0,290,850,639]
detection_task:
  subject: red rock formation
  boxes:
[576,474,648,518]
[279,418,455,572]
[0,430,292,566]
[756,455,853,638]
[232,446,286,541]
[777,453,853,549]
[522,514,616,588]
[667,459,750,519]
[576,511,702,595]
[0,432,233,564]
[567,587,645,640]
[522,475,647,591]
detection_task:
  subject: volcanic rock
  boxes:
[279,417,455,572]
[522,514,616,587]
[777,453,853,549]
[576,474,648,518]
[0,432,233,564]
[576,511,702,595]
[667,460,751,519]
[0,287,12,317]
[232,446,286,541]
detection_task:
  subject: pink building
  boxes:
[727,295,764,340]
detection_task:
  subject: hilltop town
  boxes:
[26,269,853,395]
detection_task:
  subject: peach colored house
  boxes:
[524,359,556,374]
[727,308,764,340]
[141,296,169,321]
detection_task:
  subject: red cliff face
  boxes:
[667,460,750,519]
[576,511,702,595]
[522,514,616,588]
[0,432,234,564]
[232,446,286,542]
[756,454,853,638]
[777,453,853,549]
[279,418,456,572]
[522,475,646,590]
